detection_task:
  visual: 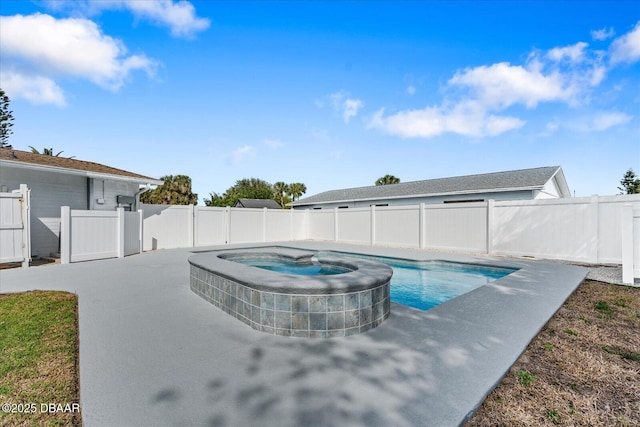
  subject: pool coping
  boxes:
[1,241,589,427]
[189,247,393,294]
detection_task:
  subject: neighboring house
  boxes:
[290,166,571,210]
[0,149,163,258]
[234,198,282,209]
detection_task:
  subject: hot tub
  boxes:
[189,248,393,338]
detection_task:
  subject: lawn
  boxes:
[467,280,640,426]
[0,291,81,427]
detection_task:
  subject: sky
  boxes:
[1,1,639,204]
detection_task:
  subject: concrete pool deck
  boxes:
[0,242,588,427]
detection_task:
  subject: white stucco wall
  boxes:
[89,178,140,211]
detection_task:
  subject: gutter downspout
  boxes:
[134,184,154,211]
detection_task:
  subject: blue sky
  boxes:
[1,1,639,203]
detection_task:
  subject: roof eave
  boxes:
[0,159,163,186]
[290,186,543,206]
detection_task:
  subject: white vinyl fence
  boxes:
[60,207,141,263]
[0,184,30,267]
[58,195,640,285]
[141,205,306,251]
[303,195,639,283]
[317,195,639,284]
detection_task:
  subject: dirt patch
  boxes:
[466,280,640,426]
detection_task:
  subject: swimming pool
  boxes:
[318,251,517,310]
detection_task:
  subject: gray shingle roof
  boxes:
[0,149,162,183]
[235,198,282,209]
[291,166,563,206]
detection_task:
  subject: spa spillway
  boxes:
[189,248,393,338]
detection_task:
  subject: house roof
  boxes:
[235,198,282,209]
[0,149,163,185]
[290,166,569,206]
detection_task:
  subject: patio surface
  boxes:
[0,242,588,427]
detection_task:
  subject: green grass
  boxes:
[0,291,80,426]
[594,300,613,318]
[602,345,640,361]
[517,369,535,386]
[546,408,562,424]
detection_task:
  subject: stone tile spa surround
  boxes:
[189,248,393,337]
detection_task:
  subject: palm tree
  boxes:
[29,146,66,157]
[273,181,290,208]
[375,174,400,186]
[288,182,307,201]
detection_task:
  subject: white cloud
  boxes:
[342,98,364,123]
[264,139,284,149]
[369,35,618,139]
[231,145,256,164]
[591,111,632,131]
[589,65,607,86]
[565,111,634,132]
[547,42,589,63]
[1,71,66,106]
[609,21,640,65]
[43,0,210,38]
[328,91,364,123]
[0,13,156,105]
[406,85,416,95]
[484,115,527,136]
[448,61,575,109]
[116,0,210,38]
[591,27,615,41]
[368,102,525,138]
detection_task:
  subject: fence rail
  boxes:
[141,205,306,251]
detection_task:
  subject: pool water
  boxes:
[319,252,516,310]
[239,259,352,276]
[386,260,514,310]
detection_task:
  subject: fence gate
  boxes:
[0,184,31,267]
[124,210,142,256]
